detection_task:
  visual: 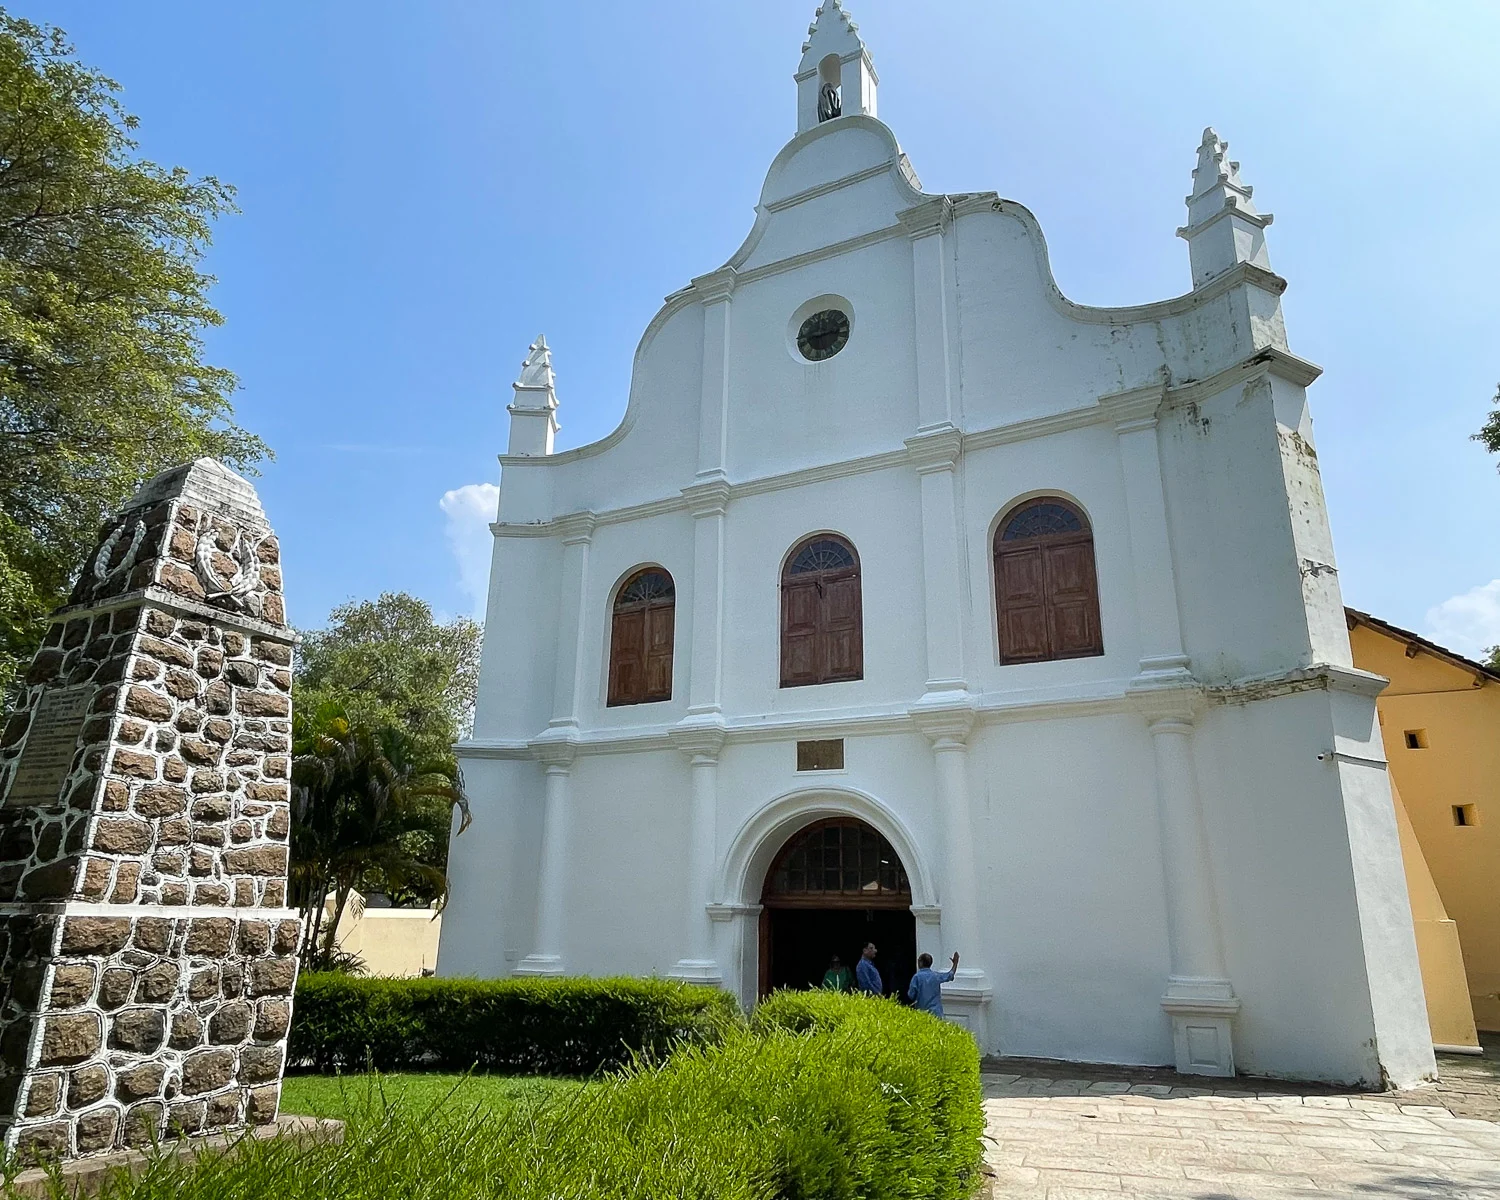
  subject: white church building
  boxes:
[441,3,1435,1085]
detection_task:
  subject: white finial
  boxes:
[516,334,554,390]
[1177,126,1273,289]
[1189,128,1257,211]
[507,334,558,456]
[796,0,877,134]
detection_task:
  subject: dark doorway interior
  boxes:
[764,906,917,998]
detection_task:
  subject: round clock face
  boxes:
[796,309,850,361]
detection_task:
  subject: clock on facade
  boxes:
[796,309,850,361]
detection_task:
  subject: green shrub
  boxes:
[288,974,741,1075]
[14,991,982,1200]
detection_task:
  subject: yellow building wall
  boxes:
[1389,778,1480,1049]
[328,895,443,978]
[1350,622,1500,1034]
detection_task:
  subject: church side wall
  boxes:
[472,537,561,741]
[966,714,1174,1065]
[436,757,542,979]
[1193,692,1387,1083]
[1157,379,1320,683]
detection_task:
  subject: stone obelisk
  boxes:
[0,459,301,1160]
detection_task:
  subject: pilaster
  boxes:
[898,198,957,430]
[692,269,735,483]
[1100,387,1193,686]
[1128,686,1239,1076]
[547,513,596,734]
[905,427,968,695]
[667,723,726,986]
[680,478,732,718]
[910,701,990,1039]
[515,739,577,977]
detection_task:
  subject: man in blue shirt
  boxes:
[907,951,960,1016]
[855,941,883,996]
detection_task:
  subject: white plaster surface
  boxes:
[441,7,1434,1087]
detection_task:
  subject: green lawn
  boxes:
[279,1073,582,1122]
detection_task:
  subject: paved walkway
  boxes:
[980,1037,1500,1198]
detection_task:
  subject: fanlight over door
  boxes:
[993,498,1103,664]
[780,535,863,687]
[761,819,911,909]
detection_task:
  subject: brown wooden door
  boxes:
[994,500,1103,664]
[1045,540,1101,659]
[821,570,863,681]
[780,537,864,687]
[780,579,821,686]
[608,569,675,705]
[996,545,1050,663]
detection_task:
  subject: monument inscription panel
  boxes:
[6,685,90,807]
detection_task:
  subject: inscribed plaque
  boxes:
[6,686,91,807]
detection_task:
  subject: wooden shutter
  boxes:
[994,499,1103,664]
[644,604,674,700]
[780,537,863,687]
[608,569,675,706]
[996,545,1050,663]
[781,579,821,686]
[822,572,862,681]
[608,608,645,704]
[1044,541,1102,658]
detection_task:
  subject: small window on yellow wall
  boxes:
[1403,729,1429,750]
[1453,805,1478,827]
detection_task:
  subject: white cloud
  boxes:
[1424,579,1500,660]
[439,482,500,619]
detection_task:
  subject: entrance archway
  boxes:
[758,818,917,998]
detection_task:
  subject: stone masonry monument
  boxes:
[0,459,301,1160]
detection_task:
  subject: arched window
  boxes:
[994,497,1103,664]
[607,568,675,706]
[781,535,863,687]
[762,819,911,907]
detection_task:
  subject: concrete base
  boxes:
[942,968,993,1042]
[2,1115,344,1199]
[513,954,565,976]
[1162,978,1240,1077]
[665,958,724,985]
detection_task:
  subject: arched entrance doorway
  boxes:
[759,818,917,998]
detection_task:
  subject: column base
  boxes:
[513,954,565,976]
[665,958,724,986]
[941,968,992,1044]
[1161,978,1240,1077]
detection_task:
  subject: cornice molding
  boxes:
[690,267,737,304]
[681,475,732,518]
[1097,383,1166,431]
[896,196,953,239]
[669,717,727,761]
[1163,347,1322,410]
[904,425,963,474]
[555,512,597,545]
[764,161,892,214]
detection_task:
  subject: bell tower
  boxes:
[795,1,878,134]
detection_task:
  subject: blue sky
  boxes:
[44,1,1500,655]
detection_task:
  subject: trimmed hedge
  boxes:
[65,989,983,1200]
[288,974,740,1074]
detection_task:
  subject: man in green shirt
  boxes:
[821,954,853,992]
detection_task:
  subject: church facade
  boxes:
[440,3,1436,1085]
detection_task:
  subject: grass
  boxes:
[278,1072,580,1123]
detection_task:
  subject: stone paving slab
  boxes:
[979,1037,1500,1198]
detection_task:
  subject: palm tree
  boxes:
[290,701,471,970]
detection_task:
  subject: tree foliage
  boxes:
[1477,383,1500,467]
[290,701,470,971]
[290,594,480,955]
[295,591,482,754]
[0,12,265,698]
